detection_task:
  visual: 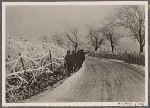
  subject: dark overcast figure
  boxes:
[80,49,85,67]
[75,50,82,70]
[71,50,76,72]
[64,50,73,77]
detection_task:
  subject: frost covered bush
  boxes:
[87,51,145,66]
[5,38,67,103]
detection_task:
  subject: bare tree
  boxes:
[51,32,64,47]
[87,26,105,51]
[40,35,49,43]
[99,19,123,53]
[115,6,145,53]
[64,28,80,53]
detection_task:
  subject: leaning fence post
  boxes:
[49,50,53,70]
[19,53,25,70]
[19,53,27,79]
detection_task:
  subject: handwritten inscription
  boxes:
[118,102,144,106]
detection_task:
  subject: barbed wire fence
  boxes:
[87,47,145,66]
[5,38,145,102]
[5,39,67,103]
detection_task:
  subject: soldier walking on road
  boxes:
[64,50,71,77]
[65,50,75,77]
[81,49,85,67]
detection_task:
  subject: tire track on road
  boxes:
[30,57,145,102]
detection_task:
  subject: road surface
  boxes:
[31,56,145,102]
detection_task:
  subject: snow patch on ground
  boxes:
[109,59,145,71]
[109,59,125,63]
[29,63,85,102]
[130,64,145,71]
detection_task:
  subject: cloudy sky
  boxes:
[6,5,116,36]
[6,5,140,52]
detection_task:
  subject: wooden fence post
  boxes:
[49,50,53,70]
[19,53,26,71]
[19,53,27,79]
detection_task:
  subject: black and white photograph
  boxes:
[2,1,148,106]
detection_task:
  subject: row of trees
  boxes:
[87,5,145,53]
[40,5,145,53]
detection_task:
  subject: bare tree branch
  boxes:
[87,25,105,51]
[51,32,64,47]
[99,18,124,52]
[115,5,145,52]
[64,28,80,52]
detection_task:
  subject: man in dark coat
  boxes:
[81,49,85,65]
[71,50,76,72]
[64,50,74,77]
[78,49,85,68]
[64,50,71,77]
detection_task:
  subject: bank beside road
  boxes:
[31,56,145,102]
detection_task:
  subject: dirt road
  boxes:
[31,56,145,102]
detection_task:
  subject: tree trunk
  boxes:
[110,41,114,53]
[140,43,144,53]
[95,45,98,51]
[75,46,77,53]
[74,43,77,53]
[139,20,144,53]
[95,38,98,51]
[111,46,114,53]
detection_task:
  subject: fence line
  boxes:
[5,49,66,102]
[88,50,145,66]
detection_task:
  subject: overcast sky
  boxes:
[6,5,116,37]
[6,5,140,52]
